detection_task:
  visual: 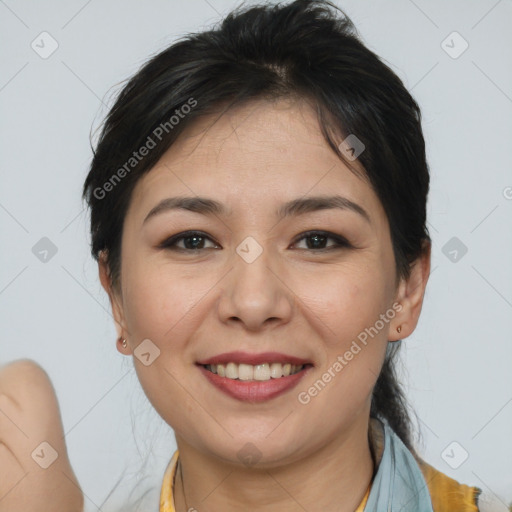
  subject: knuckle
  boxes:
[0,360,56,408]
[0,392,18,412]
[0,359,51,387]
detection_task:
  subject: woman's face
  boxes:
[105,98,415,466]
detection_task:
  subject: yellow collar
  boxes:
[159,450,370,512]
[159,450,179,512]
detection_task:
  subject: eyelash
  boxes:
[158,230,351,253]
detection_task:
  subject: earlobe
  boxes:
[390,240,431,341]
[116,336,131,355]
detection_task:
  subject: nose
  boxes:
[216,243,294,332]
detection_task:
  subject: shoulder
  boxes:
[368,419,500,511]
[414,456,500,512]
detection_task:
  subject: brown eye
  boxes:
[159,231,219,251]
[292,231,350,251]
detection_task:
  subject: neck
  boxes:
[173,415,375,512]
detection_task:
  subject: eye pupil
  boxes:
[307,234,327,249]
[184,235,204,249]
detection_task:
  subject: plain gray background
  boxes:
[1,0,511,510]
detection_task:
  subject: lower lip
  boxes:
[197,365,311,403]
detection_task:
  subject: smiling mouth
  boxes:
[202,362,310,381]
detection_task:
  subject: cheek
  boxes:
[299,259,392,346]
[121,262,208,432]
[297,262,392,403]
[293,279,390,439]
[122,258,205,344]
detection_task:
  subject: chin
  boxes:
[196,429,309,469]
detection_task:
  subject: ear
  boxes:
[98,251,131,355]
[389,240,431,341]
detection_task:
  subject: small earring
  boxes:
[397,325,402,333]
[118,336,127,348]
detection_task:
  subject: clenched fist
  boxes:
[0,359,84,512]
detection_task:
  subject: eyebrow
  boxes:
[143,195,371,224]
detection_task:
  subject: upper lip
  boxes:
[197,351,312,366]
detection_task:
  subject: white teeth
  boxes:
[238,363,253,381]
[270,362,282,378]
[254,363,270,381]
[205,362,304,381]
[225,362,238,379]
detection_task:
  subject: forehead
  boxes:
[128,98,386,226]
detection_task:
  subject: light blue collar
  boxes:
[364,419,434,512]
